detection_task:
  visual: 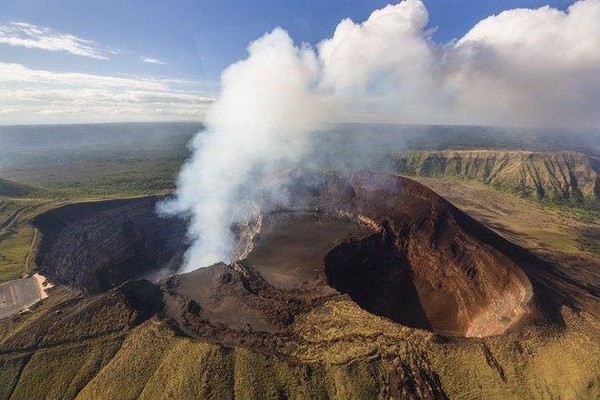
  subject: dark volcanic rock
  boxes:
[33,197,188,294]
[161,261,332,351]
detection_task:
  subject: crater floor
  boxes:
[246,211,368,290]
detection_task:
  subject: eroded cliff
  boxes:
[390,150,600,206]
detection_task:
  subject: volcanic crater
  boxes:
[33,196,188,294]
[34,171,538,341]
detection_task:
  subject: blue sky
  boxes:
[0,0,577,124]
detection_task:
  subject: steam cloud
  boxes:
[161,0,600,271]
[159,29,326,268]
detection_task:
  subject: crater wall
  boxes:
[33,197,188,293]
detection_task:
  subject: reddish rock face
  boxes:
[315,171,532,337]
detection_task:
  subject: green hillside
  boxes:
[0,282,597,399]
[391,150,600,207]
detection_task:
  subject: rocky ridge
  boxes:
[390,150,600,205]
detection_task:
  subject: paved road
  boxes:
[0,276,41,319]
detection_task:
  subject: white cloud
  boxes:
[0,21,115,59]
[0,62,169,90]
[0,62,215,124]
[0,107,19,114]
[318,1,433,92]
[142,57,168,65]
[448,0,600,127]
[3,1,600,128]
[316,0,600,128]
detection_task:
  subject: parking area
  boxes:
[0,276,42,319]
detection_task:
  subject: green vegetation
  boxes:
[576,227,600,256]
[391,150,600,212]
[4,157,182,198]
[411,176,600,263]
[0,198,55,282]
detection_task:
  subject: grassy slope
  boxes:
[0,198,58,282]
[0,290,598,399]
[413,176,600,288]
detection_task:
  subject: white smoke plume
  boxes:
[159,29,326,269]
[162,0,600,271]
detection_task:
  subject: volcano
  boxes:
[161,170,535,342]
[34,170,541,340]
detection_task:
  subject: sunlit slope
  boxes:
[391,150,599,206]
